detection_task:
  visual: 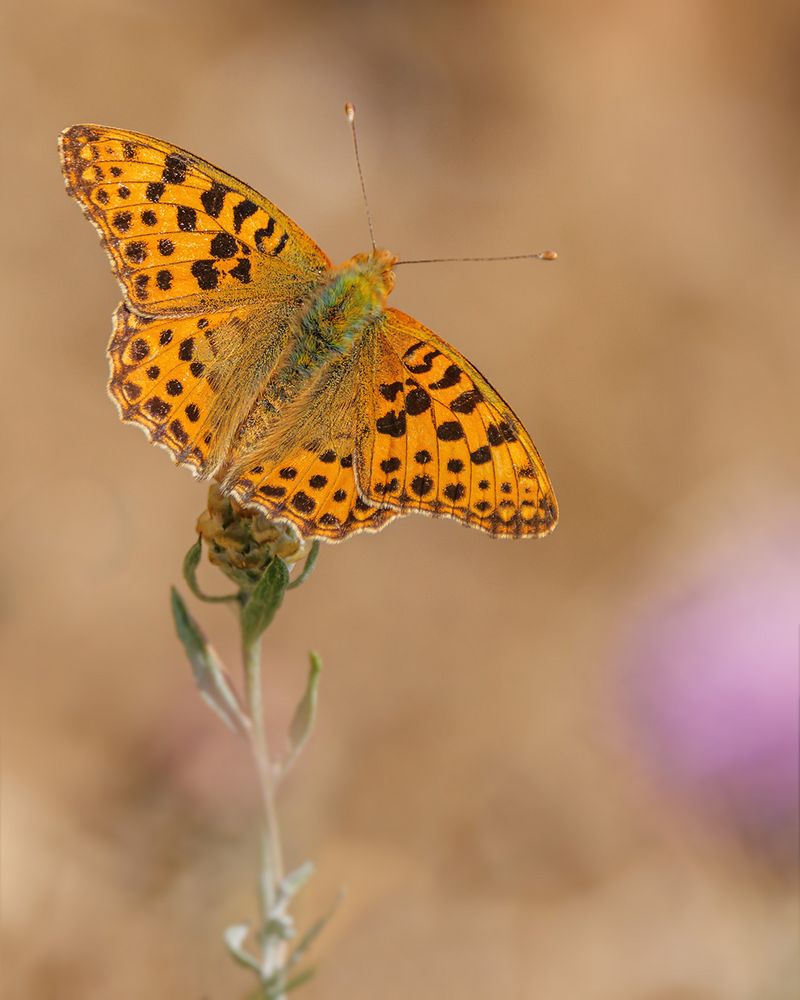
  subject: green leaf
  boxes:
[182,537,240,604]
[171,588,246,733]
[285,889,345,972]
[281,966,317,995]
[279,861,315,902]
[240,557,290,646]
[286,541,320,590]
[223,922,262,973]
[284,654,322,770]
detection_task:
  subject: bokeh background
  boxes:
[2,2,798,998]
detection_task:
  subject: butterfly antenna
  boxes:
[345,102,377,251]
[396,250,558,265]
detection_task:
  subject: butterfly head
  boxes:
[346,248,398,303]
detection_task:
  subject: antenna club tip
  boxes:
[541,249,558,261]
[344,101,355,122]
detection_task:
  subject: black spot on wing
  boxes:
[209,232,238,259]
[229,258,251,283]
[379,381,403,402]
[125,241,147,263]
[191,260,219,290]
[406,349,440,375]
[292,491,315,514]
[271,232,288,256]
[499,420,518,442]
[131,338,149,361]
[254,217,276,251]
[376,410,406,437]
[430,364,461,390]
[232,199,258,233]
[144,396,170,419]
[487,423,503,446]
[177,206,197,231]
[169,419,188,444]
[374,478,399,495]
[405,387,431,415]
[261,484,286,498]
[162,154,188,184]
[450,388,483,414]
[201,182,228,218]
[411,475,434,497]
[436,421,464,441]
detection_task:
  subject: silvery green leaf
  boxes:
[281,966,317,994]
[223,922,261,972]
[279,861,315,902]
[286,541,320,590]
[285,889,345,971]
[285,654,322,770]
[182,537,239,604]
[241,557,290,645]
[171,588,246,733]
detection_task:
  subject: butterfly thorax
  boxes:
[286,249,397,377]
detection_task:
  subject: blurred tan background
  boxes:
[2,1,798,998]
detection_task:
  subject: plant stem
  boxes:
[243,633,287,988]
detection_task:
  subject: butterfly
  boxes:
[59,124,558,542]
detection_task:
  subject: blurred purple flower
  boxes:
[622,530,799,858]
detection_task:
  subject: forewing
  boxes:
[357,308,558,537]
[60,125,330,315]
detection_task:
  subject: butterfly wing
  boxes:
[60,125,330,316]
[356,308,558,537]
[222,340,401,540]
[228,443,400,541]
[108,302,263,475]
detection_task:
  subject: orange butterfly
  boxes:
[59,121,558,542]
